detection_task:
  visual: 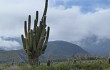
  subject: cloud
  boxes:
[53,0,110,13]
[47,6,110,41]
[0,0,110,49]
[0,0,46,37]
[0,37,21,50]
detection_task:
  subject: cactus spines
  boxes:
[21,0,50,66]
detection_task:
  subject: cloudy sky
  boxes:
[0,0,110,50]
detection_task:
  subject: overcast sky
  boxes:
[0,0,110,50]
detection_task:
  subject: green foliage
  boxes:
[1,59,110,70]
[21,0,50,65]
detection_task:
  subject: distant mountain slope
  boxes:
[0,50,27,64]
[43,41,89,59]
[79,35,110,56]
[0,41,88,63]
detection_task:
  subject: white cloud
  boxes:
[48,6,110,41]
[0,38,20,50]
[0,0,45,37]
[0,0,110,49]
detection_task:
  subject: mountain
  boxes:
[79,35,110,56]
[43,41,89,59]
[0,40,88,63]
[0,50,27,64]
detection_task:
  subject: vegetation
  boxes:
[21,0,50,66]
[0,59,110,70]
[0,0,109,70]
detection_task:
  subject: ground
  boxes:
[0,59,110,70]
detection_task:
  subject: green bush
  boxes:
[1,59,110,70]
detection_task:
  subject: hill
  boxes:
[0,50,27,64]
[43,41,88,59]
[0,41,88,63]
[79,35,110,56]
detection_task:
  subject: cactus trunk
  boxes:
[28,56,39,65]
[21,0,50,66]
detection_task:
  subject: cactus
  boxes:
[21,0,50,66]
[108,57,110,64]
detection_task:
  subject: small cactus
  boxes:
[108,57,110,64]
[21,0,50,66]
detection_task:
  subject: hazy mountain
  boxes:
[0,41,88,63]
[79,35,110,56]
[1,35,110,56]
[0,50,27,64]
[43,41,88,59]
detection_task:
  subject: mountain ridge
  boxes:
[0,40,88,63]
[78,35,110,56]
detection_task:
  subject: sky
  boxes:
[0,0,110,50]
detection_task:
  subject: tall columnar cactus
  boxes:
[21,0,50,65]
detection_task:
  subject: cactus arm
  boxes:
[35,27,40,48]
[26,32,31,51]
[42,16,47,27]
[42,0,48,17]
[34,20,37,32]
[36,11,39,21]
[37,29,46,50]
[24,21,27,37]
[37,22,43,43]
[42,27,50,53]
[46,27,50,42]
[28,15,31,32]
[29,30,33,52]
[33,34,37,51]
[21,35,26,51]
[34,11,38,32]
